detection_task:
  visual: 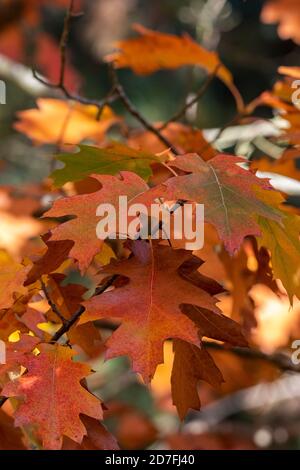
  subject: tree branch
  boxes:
[0,275,118,408]
[158,64,220,131]
[92,318,300,374]
[32,1,119,113]
[204,341,300,373]
[59,0,75,88]
[41,279,67,325]
[50,275,118,343]
[109,66,180,155]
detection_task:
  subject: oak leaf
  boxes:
[128,123,216,161]
[14,99,120,145]
[51,142,164,187]
[0,252,29,310]
[258,213,300,302]
[171,339,223,420]
[81,242,221,382]
[0,335,40,380]
[44,171,149,272]
[251,157,300,182]
[2,344,102,450]
[106,24,232,84]
[161,154,283,253]
[25,234,74,286]
[46,274,102,357]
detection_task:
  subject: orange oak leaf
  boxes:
[251,156,300,182]
[19,306,47,340]
[81,242,221,382]
[106,24,231,84]
[160,154,283,254]
[0,252,29,310]
[43,172,149,272]
[2,344,102,450]
[128,123,216,161]
[0,291,39,342]
[0,309,28,342]
[14,99,120,145]
[0,335,40,379]
[0,210,43,258]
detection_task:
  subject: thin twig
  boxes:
[59,0,74,87]
[204,341,300,373]
[50,275,117,343]
[0,313,298,408]
[32,1,183,154]
[158,64,220,131]
[32,69,118,108]
[32,0,118,113]
[40,279,67,325]
[109,66,180,155]
[92,316,300,373]
[0,276,117,408]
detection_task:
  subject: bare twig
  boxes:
[50,275,118,343]
[0,304,297,408]
[40,279,67,325]
[158,65,220,131]
[109,66,180,155]
[32,1,119,113]
[33,69,118,108]
[92,317,300,374]
[204,341,300,373]
[59,0,75,88]
[0,275,117,408]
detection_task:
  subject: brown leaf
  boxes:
[171,339,223,419]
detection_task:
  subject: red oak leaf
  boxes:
[44,172,149,272]
[81,241,221,382]
[2,344,102,450]
[161,154,283,254]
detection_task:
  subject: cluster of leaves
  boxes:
[0,0,300,450]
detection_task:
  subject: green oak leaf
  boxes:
[51,142,164,186]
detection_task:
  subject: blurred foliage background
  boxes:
[0,0,299,184]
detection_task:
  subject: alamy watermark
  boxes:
[291,340,300,365]
[0,80,6,105]
[96,197,204,251]
[0,340,6,364]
